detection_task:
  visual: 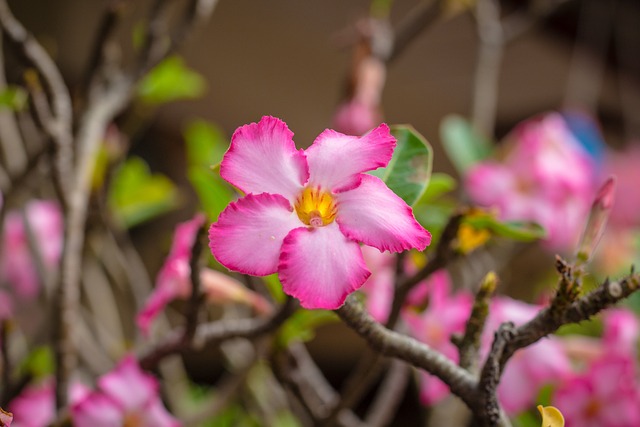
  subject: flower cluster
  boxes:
[465,112,600,251]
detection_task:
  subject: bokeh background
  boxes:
[7,0,640,424]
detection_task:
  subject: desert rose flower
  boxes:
[465,113,598,251]
[1,201,63,299]
[209,116,431,309]
[71,355,180,427]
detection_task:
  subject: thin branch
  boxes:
[364,359,410,427]
[139,296,297,371]
[387,0,445,63]
[454,271,497,372]
[0,0,73,199]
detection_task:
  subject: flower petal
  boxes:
[336,175,431,252]
[220,116,308,199]
[278,223,370,309]
[98,356,158,412]
[209,193,301,276]
[71,392,122,427]
[305,123,395,192]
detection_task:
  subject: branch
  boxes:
[336,297,477,408]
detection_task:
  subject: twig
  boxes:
[387,0,445,63]
[139,296,297,371]
[471,0,503,136]
[0,0,73,200]
[364,359,410,427]
[453,271,497,372]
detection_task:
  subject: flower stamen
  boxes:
[295,187,337,227]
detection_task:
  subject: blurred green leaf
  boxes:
[109,156,179,228]
[0,86,27,111]
[420,172,457,203]
[19,346,54,379]
[277,309,338,347]
[464,215,547,242]
[184,119,233,221]
[263,274,286,303]
[440,115,492,174]
[185,120,228,167]
[370,125,432,206]
[138,56,206,105]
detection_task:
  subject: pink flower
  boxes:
[605,144,640,228]
[137,214,270,335]
[8,380,88,427]
[465,113,597,251]
[1,201,63,299]
[71,355,180,427]
[484,297,571,416]
[209,116,431,309]
[553,354,640,427]
[404,271,472,404]
[0,408,11,427]
[602,308,638,357]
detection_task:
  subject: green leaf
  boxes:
[420,172,457,203]
[109,156,179,227]
[19,346,54,378]
[370,125,433,206]
[0,86,27,111]
[440,115,492,174]
[277,309,338,347]
[137,56,206,105]
[184,120,233,220]
[464,215,547,242]
[263,274,286,303]
[184,120,228,168]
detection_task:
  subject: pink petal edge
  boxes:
[305,123,396,193]
[220,116,309,200]
[336,174,431,252]
[278,224,371,310]
[209,193,302,276]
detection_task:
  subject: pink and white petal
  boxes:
[305,124,395,192]
[71,392,122,427]
[209,193,302,276]
[336,175,431,252]
[221,116,308,199]
[278,223,370,309]
[8,380,55,427]
[140,399,181,427]
[98,356,158,412]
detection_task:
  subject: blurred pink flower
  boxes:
[137,214,271,336]
[0,407,11,427]
[404,271,472,404]
[602,308,639,356]
[553,354,640,427]
[8,380,88,427]
[71,355,180,427]
[465,113,597,251]
[209,116,430,309]
[483,297,571,416]
[605,144,640,228]
[1,201,63,299]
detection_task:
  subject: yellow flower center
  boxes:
[294,187,337,227]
